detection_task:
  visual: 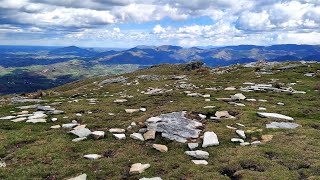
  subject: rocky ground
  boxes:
[0,61,320,179]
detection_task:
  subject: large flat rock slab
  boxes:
[145,111,202,143]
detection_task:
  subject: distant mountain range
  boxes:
[49,44,320,66]
[0,44,319,94]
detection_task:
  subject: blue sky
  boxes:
[0,0,319,48]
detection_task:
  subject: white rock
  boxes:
[91,131,105,139]
[198,114,206,119]
[140,107,147,112]
[50,125,61,129]
[258,99,267,102]
[113,134,126,140]
[109,128,125,133]
[240,142,250,146]
[130,133,144,141]
[131,122,137,126]
[236,130,246,139]
[72,137,87,142]
[192,160,208,165]
[277,102,284,106]
[26,119,46,123]
[231,138,244,143]
[51,118,58,122]
[188,143,199,150]
[203,106,215,109]
[129,163,150,174]
[83,154,102,160]
[226,125,237,130]
[236,123,245,127]
[0,116,16,120]
[259,107,267,111]
[11,117,27,122]
[246,98,256,102]
[257,112,294,121]
[114,99,128,103]
[202,131,219,147]
[185,150,209,159]
[231,93,246,100]
[62,123,78,129]
[225,87,236,91]
[140,178,162,180]
[251,141,262,146]
[125,109,140,113]
[67,173,87,180]
[70,128,92,138]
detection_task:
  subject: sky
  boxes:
[0,0,319,48]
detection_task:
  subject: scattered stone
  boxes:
[203,106,215,109]
[143,130,156,140]
[125,109,140,113]
[130,133,144,141]
[236,123,245,127]
[131,122,137,126]
[62,123,79,129]
[259,107,267,111]
[185,150,209,159]
[113,134,126,140]
[140,177,162,180]
[198,114,206,119]
[266,122,301,129]
[0,116,16,120]
[145,111,202,143]
[188,143,199,150]
[51,118,58,122]
[109,128,125,133]
[72,137,87,142]
[140,107,147,112]
[152,144,168,152]
[50,125,61,129]
[226,125,237,130]
[215,111,235,119]
[83,154,102,160]
[91,131,105,139]
[231,93,246,100]
[70,128,92,138]
[76,113,82,117]
[67,173,87,180]
[246,98,257,102]
[257,112,294,121]
[114,99,128,103]
[251,141,261,146]
[240,142,250,146]
[47,110,64,115]
[192,160,208,165]
[277,102,285,106]
[11,117,27,122]
[129,163,151,174]
[26,119,47,123]
[202,131,219,147]
[37,105,55,111]
[231,138,245,143]
[225,87,236,91]
[236,130,246,139]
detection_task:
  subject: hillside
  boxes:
[0,61,320,179]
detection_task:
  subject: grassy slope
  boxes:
[0,62,320,179]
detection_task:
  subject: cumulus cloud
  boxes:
[0,0,319,46]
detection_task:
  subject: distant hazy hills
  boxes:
[49,44,320,66]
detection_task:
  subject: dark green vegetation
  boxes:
[0,61,320,179]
